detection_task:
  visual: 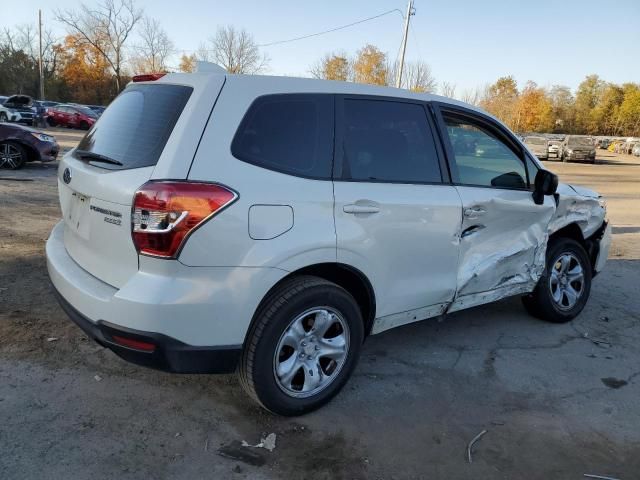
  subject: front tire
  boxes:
[0,141,27,169]
[522,237,592,323]
[0,112,7,122]
[239,276,364,416]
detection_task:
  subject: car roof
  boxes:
[157,72,489,117]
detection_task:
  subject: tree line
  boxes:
[1,1,638,136]
[309,46,640,137]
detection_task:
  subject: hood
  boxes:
[5,95,33,107]
[566,184,599,198]
[2,123,44,135]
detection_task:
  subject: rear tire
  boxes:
[522,237,592,323]
[239,275,364,416]
[80,121,89,130]
[0,141,27,170]
[0,112,7,122]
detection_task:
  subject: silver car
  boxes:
[524,136,549,160]
[561,136,596,163]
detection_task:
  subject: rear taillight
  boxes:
[132,181,237,258]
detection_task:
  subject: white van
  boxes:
[47,70,611,415]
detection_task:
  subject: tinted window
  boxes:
[74,84,192,170]
[443,113,527,189]
[340,99,441,183]
[232,94,333,179]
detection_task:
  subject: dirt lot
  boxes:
[1,129,639,479]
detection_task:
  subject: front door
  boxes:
[333,96,462,333]
[435,106,555,311]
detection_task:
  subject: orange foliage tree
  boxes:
[57,34,114,105]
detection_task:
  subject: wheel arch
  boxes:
[244,262,377,347]
[548,221,605,274]
[0,139,38,163]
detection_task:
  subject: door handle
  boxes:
[343,204,380,214]
[463,206,487,218]
[461,224,485,238]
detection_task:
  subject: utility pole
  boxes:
[38,9,44,100]
[396,0,415,89]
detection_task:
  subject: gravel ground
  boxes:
[1,130,639,479]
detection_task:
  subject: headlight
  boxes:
[566,149,573,154]
[598,196,607,213]
[31,132,55,143]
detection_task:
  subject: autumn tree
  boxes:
[197,25,267,74]
[574,74,605,134]
[480,76,519,129]
[56,0,143,91]
[513,81,554,132]
[130,17,173,73]
[547,85,575,132]
[616,83,640,136]
[178,53,197,73]
[353,45,387,86]
[310,52,350,81]
[57,34,113,104]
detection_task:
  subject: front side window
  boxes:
[232,94,334,179]
[443,113,527,189]
[340,99,442,183]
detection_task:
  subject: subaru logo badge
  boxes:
[63,167,71,184]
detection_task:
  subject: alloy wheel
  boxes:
[549,252,585,310]
[0,144,23,169]
[273,307,350,398]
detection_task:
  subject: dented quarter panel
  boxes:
[452,186,556,302]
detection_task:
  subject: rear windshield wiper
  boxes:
[74,149,123,166]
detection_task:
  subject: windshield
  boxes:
[525,137,547,146]
[74,106,99,118]
[568,137,592,146]
[74,83,192,170]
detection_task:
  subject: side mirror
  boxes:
[533,169,558,205]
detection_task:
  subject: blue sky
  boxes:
[4,0,639,93]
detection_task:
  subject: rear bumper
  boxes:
[46,220,285,371]
[52,287,240,373]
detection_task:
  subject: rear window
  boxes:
[74,84,192,170]
[231,94,334,179]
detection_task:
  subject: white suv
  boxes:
[47,70,611,415]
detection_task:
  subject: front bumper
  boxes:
[38,142,59,162]
[594,222,612,273]
[564,151,596,161]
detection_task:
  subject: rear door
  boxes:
[434,105,555,308]
[333,96,461,332]
[59,74,225,288]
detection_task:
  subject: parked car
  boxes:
[623,141,639,155]
[2,95,36,126]
[547,140,562,160]
[46,104,98,129]
[0,101,23,123]
[561,136,596,162]
[0,122,59,169]
[595,139,610,149]
[87,105,107,116]
[524,136,549,160]
[46,71,611,415]
[632,143,640,156]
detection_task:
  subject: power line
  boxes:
[256,9,404,47]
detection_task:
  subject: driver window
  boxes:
[443,113,527,189]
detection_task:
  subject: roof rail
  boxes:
[195,61,227,74]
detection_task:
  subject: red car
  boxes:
[46,104,98,129]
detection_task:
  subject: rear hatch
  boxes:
[58,74,225,288]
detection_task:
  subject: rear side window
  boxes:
[231,94,334,179]
[74,84,192,170]
[340,99,442,183]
